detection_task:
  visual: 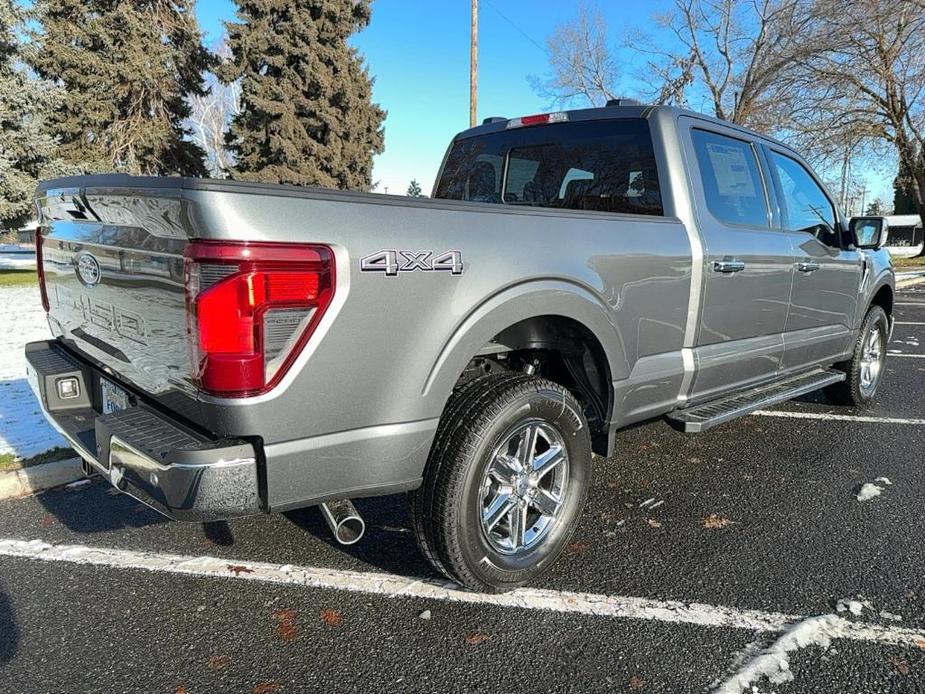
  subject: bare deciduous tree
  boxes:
[187,38,240,178]
[531,2,619,107]
[793,0,925,245]
[641,0,823,131]
[538,0,824,133]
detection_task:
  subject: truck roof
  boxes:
[454,102,791,150]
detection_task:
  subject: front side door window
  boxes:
[768,151,840,248]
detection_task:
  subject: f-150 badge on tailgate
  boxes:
[360,250,464,276]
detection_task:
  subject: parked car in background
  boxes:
[882,214,924,258]
[25,102,894,592]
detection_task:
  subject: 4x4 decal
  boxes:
[360,250,464,276]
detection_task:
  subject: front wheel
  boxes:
[826,305,889,407]
[410,374,592,592]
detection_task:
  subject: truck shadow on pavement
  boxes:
[0,584,17,665]
[36,479,167,534]
[284,494,433,577]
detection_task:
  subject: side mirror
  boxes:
[849,216,889,250]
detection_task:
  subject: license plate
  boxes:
[101,378,130,414]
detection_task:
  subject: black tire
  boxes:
[825,305,889,407]
[409,374,592,592]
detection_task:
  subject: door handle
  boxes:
[712,259,746,274]
[797,261,820,273]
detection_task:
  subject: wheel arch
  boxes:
[869,282,894,318]
[422,280,627,455]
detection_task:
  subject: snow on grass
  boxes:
[0,286,65,459]
[857,477,892,502]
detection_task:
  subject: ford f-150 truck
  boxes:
[26,102,894,592]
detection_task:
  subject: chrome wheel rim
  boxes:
[859,326,883,392]
[479,420,569,555]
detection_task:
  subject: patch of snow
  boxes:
[856,484,881,502]
[713,615,841,694]
[64,479,90,489]
[0,286,65,459]
[857,477,893,502]
[836,599,865,616]
[880,611,903,622]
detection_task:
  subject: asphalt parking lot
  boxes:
[1,287,924,694]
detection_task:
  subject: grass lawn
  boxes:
[0,270,38,288]
[0,447,75,472]
[893,256,925,269]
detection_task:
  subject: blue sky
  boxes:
[195,1,890,205]
[195,1,662,195]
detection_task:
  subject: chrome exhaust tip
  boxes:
[319,499,365,545]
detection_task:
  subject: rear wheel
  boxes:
[826,305,889,407]
[410,374,592,592]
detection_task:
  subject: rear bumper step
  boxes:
[25,340,261,521]
[666,368,846,433]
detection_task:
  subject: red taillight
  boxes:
[184,241,334,397]
[36,227,49,312]
[506,112,569,129]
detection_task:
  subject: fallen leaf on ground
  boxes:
[39,514,55,527]
[208,654,230,671]
[273,608,299,640]
[647,519,662,528]
[319,608,341,627]
[916,637,925,651]
[227,564,253,576]
[175,685,187,694]
[629,675,646,690]
[567,541,589,555]
[702,513,734,529]
[891,657,910,676]
[464,632,491,645]
[253,682,281,694]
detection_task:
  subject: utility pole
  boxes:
[470,0,478,127]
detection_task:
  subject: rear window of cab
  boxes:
[434,119,664,217]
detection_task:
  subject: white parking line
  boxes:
[0,539,922,648]
[888,353,925,358]
[895,322,925,326]
[753,410,925,425]
[896,302,925,306]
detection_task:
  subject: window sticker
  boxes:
[705,142,756,198]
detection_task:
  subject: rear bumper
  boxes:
[25,340,262,521]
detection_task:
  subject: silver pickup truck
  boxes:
[26,102,894,591]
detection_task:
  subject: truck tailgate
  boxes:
[37,187,193,397]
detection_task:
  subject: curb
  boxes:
[0,457,84,500]
[897,275,925,289]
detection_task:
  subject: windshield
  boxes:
[434,118,663,216]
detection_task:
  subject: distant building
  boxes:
[884,214,923,258]
[16,221,38,245]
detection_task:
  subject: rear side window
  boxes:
[691,129,769,228]
[434,119,663,216]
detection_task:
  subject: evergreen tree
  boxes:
[221,0,386,190]
[29,0,211,176]
[407,179,422,197]
[0,0,62,231]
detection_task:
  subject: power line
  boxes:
[483,0,548,56]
